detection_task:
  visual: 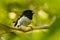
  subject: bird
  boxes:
[13,10,33,27]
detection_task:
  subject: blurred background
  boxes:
[0,0,60,40]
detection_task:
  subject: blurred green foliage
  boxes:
[0,0,60,40]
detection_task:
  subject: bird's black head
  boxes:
[22,10,33,20]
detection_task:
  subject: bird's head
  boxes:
[23,10,33,16]
[22,10,34,20]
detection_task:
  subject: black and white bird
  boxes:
[14,10,33,27]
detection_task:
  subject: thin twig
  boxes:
[0,23,49,32]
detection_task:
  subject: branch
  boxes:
[10,26,49,32]
[0,23,49,32]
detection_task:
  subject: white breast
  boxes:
[17,16,31,26]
